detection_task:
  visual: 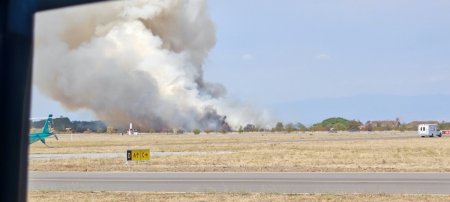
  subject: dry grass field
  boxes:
[28,132,450,172]
[28,191,450,202]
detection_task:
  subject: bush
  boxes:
[193,129,201,135]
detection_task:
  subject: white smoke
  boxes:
[33,0,273,131]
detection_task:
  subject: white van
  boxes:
[418,124,442,137]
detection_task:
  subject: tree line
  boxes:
[31,116,450,134]
[240,117,450,133]
[31,117,107,133]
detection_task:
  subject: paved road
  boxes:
[28,172,450,194]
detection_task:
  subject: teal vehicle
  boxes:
[29,114,58,145]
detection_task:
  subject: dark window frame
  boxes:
[1,1,108,201]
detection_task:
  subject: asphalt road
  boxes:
[28,172,450,194]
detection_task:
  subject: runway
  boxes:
[28,172,450,194]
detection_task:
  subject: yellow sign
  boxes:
[127,149,150,161]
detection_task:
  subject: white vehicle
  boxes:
[418,124,442,137]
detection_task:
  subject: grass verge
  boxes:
[29,132,450,172]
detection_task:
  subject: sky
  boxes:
[32,0,450,125]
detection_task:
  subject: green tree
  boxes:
[193,129,201,135]
[312,117,361,132]
[399,124,407,132]
[285,123,295,133]
[238,126,244,133]
[274,122,284,132]
[244,124,256,132]
[106,127,117,134]
[296,122,307,132]
[348,120,362,131]
[310,123,326,131]
[439,122,450,130]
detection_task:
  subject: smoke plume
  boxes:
[34,0,273,131]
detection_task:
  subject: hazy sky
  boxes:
[32,0,450,125]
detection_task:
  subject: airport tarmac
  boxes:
[28,172,450,194]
